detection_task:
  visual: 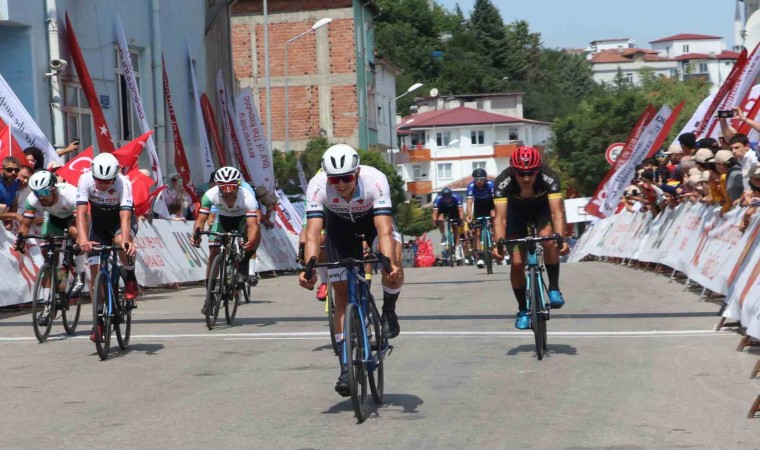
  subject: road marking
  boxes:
[0,329,737,343]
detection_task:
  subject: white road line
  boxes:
[0,329,737,343]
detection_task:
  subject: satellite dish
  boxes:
[430,88,439,97]
[585,53,594,61]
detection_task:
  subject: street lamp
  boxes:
[284,17,332,152]
[388,82,423,165]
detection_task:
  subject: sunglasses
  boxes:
[514,169,538,177]
[93,177,114,184]
[3,167,20,173]
[327,173,357,185]
[34,188,53,198]
[218,183,239,194]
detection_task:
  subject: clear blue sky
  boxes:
[436,0,738,50]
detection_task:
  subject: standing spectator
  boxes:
[663,143,685,183]
[739,163,760,232]
[678,132,697,156]
[728,133,759,190]
[0,156,21,228]
[15,165,33,212]
[714,149,743,208]
[162,173,192,219]
[23,146,45,172]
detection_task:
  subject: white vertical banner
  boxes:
[671,92,715,145]
[235,88,275,192]
[296,159,309,193]
[215,69,237,168]
[188,44,215,182]
[0,73,61,166]
[599,105,673,217]
[115,14,162,185]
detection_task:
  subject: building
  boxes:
[231,0,397,153]
[0,0,233,184]
[395,93,551,204]
[584,38,636,53]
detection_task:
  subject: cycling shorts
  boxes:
[40,214,76,239]
[87,214,138,263]
[505,199,552,252]
[209,214,247,247]
[473,199,495,219]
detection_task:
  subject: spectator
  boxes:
[696,137,720,152]
[0,156,21,228]
[714,149,743,209]
[162,173,192,219]
[678,132,697,156]
[167,202,186,221]
[739,163,760,232]
[57,139,79,158]
[663,143,685,183]
[638,169,664,216]
[23,146,45,172]
[253,185,277,230]
[15,165,33,212]
[728,133,759,190]
[623,184,644,212]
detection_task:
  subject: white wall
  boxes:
[651,39,723,57]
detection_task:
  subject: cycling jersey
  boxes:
[493,165,562,203]
[466,180,494,201]
[433,194,463,209]
[305,165,392,222]
[23,183,78,220]
[76,172,134,215]
[200,185,258,218]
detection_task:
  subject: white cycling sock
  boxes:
[75,254,86,273]
[318,267,328,284]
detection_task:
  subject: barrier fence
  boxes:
[569,201,760,341]
[0,219,299,308]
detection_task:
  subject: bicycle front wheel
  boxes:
[92,272,112,360]
[345,303,369,422]
[367,298,384,404]
[225,262,239,325]
[115,268,131,350]
[327,283,338,355]
[528,268,545,360]
[205,255,224,329]
[62,266,81,334]
[31,264,55,342]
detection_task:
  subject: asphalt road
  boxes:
[0,261,758,449]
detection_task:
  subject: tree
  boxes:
[396,202,435,236]
[356,149,406,212]
[468,0,509,70]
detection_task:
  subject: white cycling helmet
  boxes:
[29,170,56,191]
[91,153,120,180]
[214,166,242,184]
[321,144,360,176]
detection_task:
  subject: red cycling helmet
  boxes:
[510,146,542,170]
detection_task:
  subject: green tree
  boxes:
[396,202,435,236]
[272,149,301,195]
[356,149,406,212]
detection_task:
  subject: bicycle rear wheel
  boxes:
[205,255,224,329]
[327,282,338,355]
[62,266,81,334]
[367,298,384,404]
[528,268,545,360]
[115,268,131,350]
[484,245,493,274]
[93,272,111,360]
[345,303,368,422]
[31,264,55,342]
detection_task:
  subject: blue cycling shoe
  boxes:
[549,290,565,309]
[515,310,531,330]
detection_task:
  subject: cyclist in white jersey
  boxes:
[298,144,403,397]
[13,171,87,323]
[76,153,139,305]
[191,167,261,314]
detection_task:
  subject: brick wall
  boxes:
[231,23,252,79]
[257,21,320,78]
[332,85,358,137]
[328,18,355,74]
[233,0,353,15]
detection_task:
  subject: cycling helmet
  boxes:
[321,144,360,175]
[214,166,242,184]
[29,170,56,191]
[472,168,487,179]
[655,149,667,159]
[91,153,120,180]
[510,146,541,170]
[440,188,452,197]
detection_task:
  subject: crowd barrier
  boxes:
[569,202,760,341]
[0,219,300,307]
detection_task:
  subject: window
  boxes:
[669,68,679,78]
[470,130,485,145]
[508,128,519,141]
[114,48,142,144]
[682,44,689,53]
[411,131,426,147]
[61,83,93,161]
[625,73,634,84]
[412,165,422,180]
[698,63,708,73]
[437,163,452,180]
[436,131,452,147]
[472,161,486,171]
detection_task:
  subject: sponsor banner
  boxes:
[0,227,44,307]
[671,92,715,145]
[235,88,275,192]
[188,45,215,182]
[695,48,748,137]
[0,74,60,165]
[216,69,251,180]
[257,225,299,270]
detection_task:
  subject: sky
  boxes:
[436,0,739,50]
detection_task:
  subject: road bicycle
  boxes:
[439,217,462,267]
[199,230,249,329]
[472,216,494,274]
[304,252,392,423]
[17,232,83,342]
[499,230,562,360]
[91,244,131,360]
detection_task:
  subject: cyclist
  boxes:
[76,153,138,301]
[492,146,570,330]
[13,170,87,324]
[432,188,464,261]
[191,166,261,314]
[298,144,403,397]
[466,168,495,268]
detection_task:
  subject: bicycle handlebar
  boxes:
[303,251,392,281]
[15,233,76,254]
[496,234,564,254]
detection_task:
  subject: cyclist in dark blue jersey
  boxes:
[432,188,464,259]
[465,168,495,268]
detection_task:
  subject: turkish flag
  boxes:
[0,122,26,162]
[65,12,115,154]
[125,168,158,217]
[114,130,153,172]
[56,147,94,186]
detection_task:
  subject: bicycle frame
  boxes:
[475,216,493,251]
[97,246,123,319]
[342,265,379,371]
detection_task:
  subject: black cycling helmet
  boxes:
[440,188,452,197]
[472,168,487,179]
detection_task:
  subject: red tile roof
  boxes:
[397,106,550,129]
[442,175,496,191]
[590,48,673,63]
[674,50,740,61]
[650,33,721,43]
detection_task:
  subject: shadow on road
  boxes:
[506,343,577,357]
[322,393,424,417]
[111,343,165,357]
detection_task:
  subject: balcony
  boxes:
[493,143,517,158]
[406,180,433,195]
[405,147,431,162]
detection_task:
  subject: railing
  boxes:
[406,180,433,195]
